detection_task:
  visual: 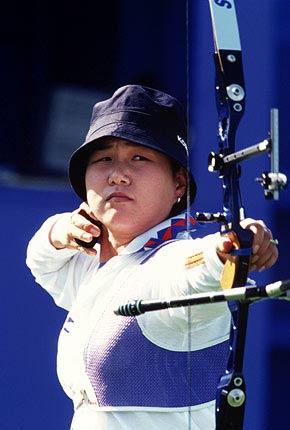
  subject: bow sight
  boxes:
[208,108,287,200]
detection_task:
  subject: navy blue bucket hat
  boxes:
[69,85,196,208]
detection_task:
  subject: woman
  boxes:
[26,85,278,430]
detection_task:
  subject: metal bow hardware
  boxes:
[115,1,287,429]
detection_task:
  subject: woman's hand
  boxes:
[217,218,279,272]
[49,202,101,256]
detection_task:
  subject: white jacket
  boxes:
[26,213,231,430]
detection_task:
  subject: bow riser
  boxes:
[211,18,253,292]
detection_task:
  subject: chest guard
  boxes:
[85,311,229,410]
[84,242,229,411]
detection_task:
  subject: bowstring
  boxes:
[185,0,192,429]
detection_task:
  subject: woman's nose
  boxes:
[108,163,131,185]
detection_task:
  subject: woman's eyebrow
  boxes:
[92,140,141,152]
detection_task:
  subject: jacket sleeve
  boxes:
[136,234,232,350]
[26,214,98,311]
[175,233,254,324]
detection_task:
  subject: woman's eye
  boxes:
[133,155,148,161]
[95,156,112,163]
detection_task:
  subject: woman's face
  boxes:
[85,138,187,239]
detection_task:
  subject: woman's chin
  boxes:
[100,206,165,237]
[102,210,138,229]
[104,214,152,236]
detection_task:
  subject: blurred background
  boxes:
[0,1,289,429]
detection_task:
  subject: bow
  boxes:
[206,2,252,428]
[206,1,286,428]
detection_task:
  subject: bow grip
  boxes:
[220,229,254,290]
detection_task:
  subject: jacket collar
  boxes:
[119,211,198,256]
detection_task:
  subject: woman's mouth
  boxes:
[106,192,133,202]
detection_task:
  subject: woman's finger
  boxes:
[255,228,272,256]
[66,241,97,256]
[250,241,278,272]
[70,212,101,237]
[78,202,100,222]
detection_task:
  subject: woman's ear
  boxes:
[175,168,187,198]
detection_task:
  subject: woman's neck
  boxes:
[99,229,136,262]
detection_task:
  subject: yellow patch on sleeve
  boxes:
[185,252,205,269]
